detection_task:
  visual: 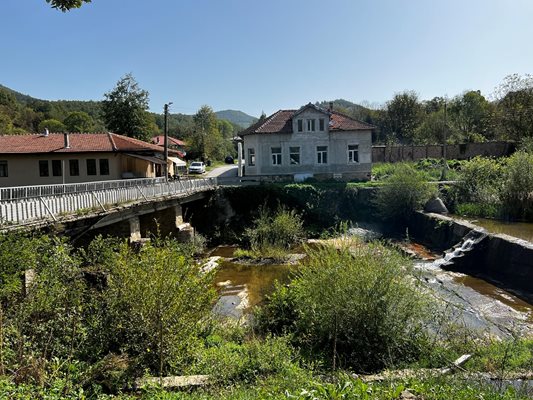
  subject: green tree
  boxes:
[102,73,152,141]
[46,0,91,12]
[191,105,224,161]
[384,91,423,143]
[449,90,494,142]
[38,118,66,133]
[63,111,94,132]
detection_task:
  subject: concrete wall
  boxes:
[408,212,533,302]
[0,153,160,187]
[372,142,515,163]
[243,108,372,181]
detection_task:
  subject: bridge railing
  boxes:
[0,177,217,226]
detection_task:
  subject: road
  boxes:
[206,164,238,178]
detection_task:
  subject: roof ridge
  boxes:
[107,132,118,151]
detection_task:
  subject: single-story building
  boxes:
[0,131,182,187]
[239,103,374,181]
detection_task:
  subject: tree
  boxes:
[38,118,66,133]
[384,91,423,143]
[494,74,533,141]
[64,111,94,132]
[45,0,91,12]
[449,91,494,141]
[102,73,152,141]
[191,105,225,161]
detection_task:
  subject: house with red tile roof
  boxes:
[240,103,374,181]
[0,131,182,187]
[151,135,187,159]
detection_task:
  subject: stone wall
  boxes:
[372,142,515,163]
[408,212,533,302]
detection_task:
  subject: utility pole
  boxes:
[163,102,172,182]
[441,99,448,181]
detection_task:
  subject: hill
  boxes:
[215,109,257,128]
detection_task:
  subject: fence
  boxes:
[0,177,217,226]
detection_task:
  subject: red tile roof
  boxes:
[151,135,187,147]
[0,132,179,155]
[240,106,375,136]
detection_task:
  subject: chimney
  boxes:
[44,128,49,137]
[329,102,334,112]
[64,132,70,149]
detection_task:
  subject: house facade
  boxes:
[0,132,180,187]
[240,104,374,181]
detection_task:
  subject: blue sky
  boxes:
[1,0,532,117]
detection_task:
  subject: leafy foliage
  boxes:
[45,0,91,12]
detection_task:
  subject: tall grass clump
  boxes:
[373,164,436,222]
[242,205,305,259]
[500,150,533,220]
[255,238,432,372]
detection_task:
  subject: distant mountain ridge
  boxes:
[215,110,257,128]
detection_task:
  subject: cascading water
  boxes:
[432,229,488,269]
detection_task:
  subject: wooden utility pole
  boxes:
[164,102,172,182]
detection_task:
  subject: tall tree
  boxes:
[45,0,91,12]
[494,74,533,141]
[64,111,94,132]
[38,119,66,133]
[384,91,422,143]
[449,90,493,141]
[102,74,152,141]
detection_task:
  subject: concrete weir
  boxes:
[408,212,533,302]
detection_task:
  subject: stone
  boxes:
[424,197,448,214]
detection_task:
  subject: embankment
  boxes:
[408,212,533,302]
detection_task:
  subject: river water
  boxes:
[209,234,533,338]
[454,215,533,243]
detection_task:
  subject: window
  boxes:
[52,160,62,176]
[289,147,300,165]
[39,160,49,177]
[348,144,359,163]
[248,148,255,166]
[307,119,316,131]
[317,146,328,164]
[0,161,7,177]
[87,159,97,175]
[69,159,79,176]
[271,147,282,165]
[297,119,303,132]
[99,159,110,175]
[319,118,325,131]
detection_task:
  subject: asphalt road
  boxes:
[206,164,238,178]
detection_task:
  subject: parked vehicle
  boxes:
[224,155,234,164]
[188,161,206,174]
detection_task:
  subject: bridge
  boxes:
[0,177,218,240]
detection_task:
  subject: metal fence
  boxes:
[0,177,217,226]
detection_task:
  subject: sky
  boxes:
[1,0,533,117]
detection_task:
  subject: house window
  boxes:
[271,147,282,165]
[69,159,79,176]
[289,147,300,165]
[297,119,303,132]
[248,148,255,166]
[317,146,328,164]
[52,160,62,176]
[39,160,49,177]
[348,144,359,163]
[0,161,7,177]
[87,159,97,175]
[99,159,110,175]
[319,118,325,131]
[307,119,316,131]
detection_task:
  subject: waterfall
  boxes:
[433,229,488,269]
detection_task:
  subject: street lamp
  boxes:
[164,102,173,182]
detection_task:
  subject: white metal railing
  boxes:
[0,177,217,226]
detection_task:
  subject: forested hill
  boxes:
[215,110,257,128]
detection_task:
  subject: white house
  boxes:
[240,103,374,181]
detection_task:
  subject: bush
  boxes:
[373,164,436,222]
[500,151,533,220]
[244,205,305,259]
[257,239,432,372]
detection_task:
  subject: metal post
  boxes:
[164,103,169,182]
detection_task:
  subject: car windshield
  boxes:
[191,162,202,167]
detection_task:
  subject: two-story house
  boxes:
[240,103,374,181]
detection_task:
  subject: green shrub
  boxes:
[373,164,436,222]
[258,239,432,372]
[453,156,504,207]
[500,151,533,220]
[455,202,500,218]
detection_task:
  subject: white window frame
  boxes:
[316,146,328,165]
[307,119,316,132]
[248,148,255,166]
[271,147,282,165]
[348,144,359,164]
[289,146,300,165]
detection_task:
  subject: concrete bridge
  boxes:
[0,177,218,241]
